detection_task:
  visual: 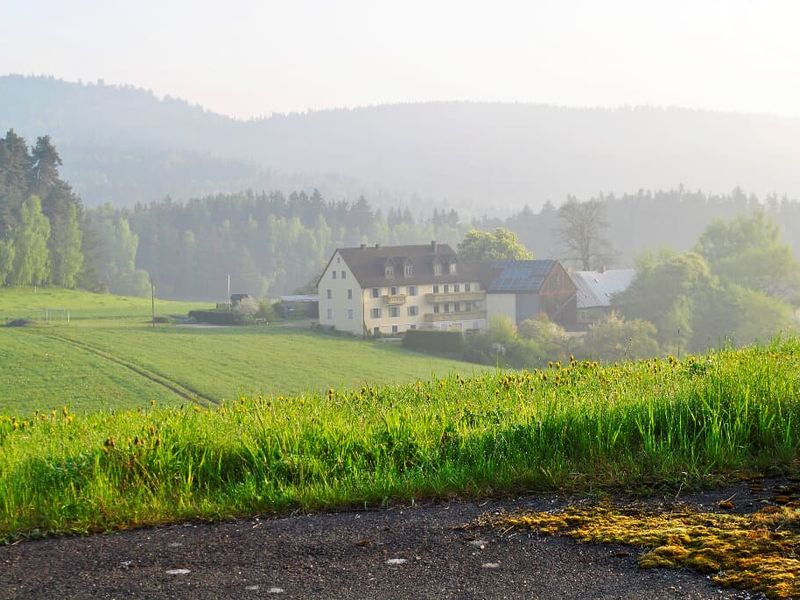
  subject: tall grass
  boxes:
[1,339,799,539]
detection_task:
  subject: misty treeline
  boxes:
[129,194,463,299]
[7,76,800,211]
[0,130,85,288]
[480,187,800,267]
[0,130,148,294]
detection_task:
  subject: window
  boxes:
[390,286,398,295]
[444,284,450,293]
[326,289,332,300]
[454,302,461,312]
[347,289,353,300]
[463,301,471,312]
[372,288,380,298]
[332,270,337,279]
[409,324,417,330]
[465,282,471,292]
[444,303,450,313]
[391,325,398,334]
[389,307,399,318]
[373,327,380,336]
[341,270,346,279]
[326,308,333,319]
[336,256,341,263]
[453,283,460,292]
[407,306,418,316]
[371,308,382,318]
[408,286,417,296]
[404,264,413,277]
[449,262,457,274]
[385,265,394,278]
[433,284,440,293]
[433,304,440,314]
[433,262,442,276]
[347,309,354,320]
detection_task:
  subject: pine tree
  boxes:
[30,136,63,196]
[0,129,33,235]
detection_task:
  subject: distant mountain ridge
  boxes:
[3,74,800,212]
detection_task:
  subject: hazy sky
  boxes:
[2,0,799,119]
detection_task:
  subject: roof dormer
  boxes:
[384,258,396,279]
[403,258,413,278]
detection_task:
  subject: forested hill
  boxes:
[4,74,800,212]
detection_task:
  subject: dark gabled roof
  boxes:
[571,269,636,308]
[487,260,557,293]
[337,243,474,288]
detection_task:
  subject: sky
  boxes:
[2,0,799,120]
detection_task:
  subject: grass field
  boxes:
[0,287,206,320]
[0,289,487,414]
[1,339,799,542]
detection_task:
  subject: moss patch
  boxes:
[493,505,800,599]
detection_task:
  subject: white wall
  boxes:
[486,293,516,325]
[317,251,363,335]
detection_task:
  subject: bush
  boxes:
[402,329,465,354]
[577,312,660,362]
[257,300,279,321]
[233,297,259,319]
[519,314,568,359]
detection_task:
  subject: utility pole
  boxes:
[151,279,156,328]
[227,273,231,311]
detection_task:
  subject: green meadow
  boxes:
[0,287,205,320]
[1,339,799,540]
[0,289,485,414]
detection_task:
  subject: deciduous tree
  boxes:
[457,228,532,261]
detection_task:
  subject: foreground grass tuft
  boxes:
[497,504,800,599]
[1,339,800,541]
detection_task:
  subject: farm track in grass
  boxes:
[35,330,218,407]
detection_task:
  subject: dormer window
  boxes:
[449,262,457,274]
[385,264,395,278]
[404,262,413,277]
[433,261,442,276]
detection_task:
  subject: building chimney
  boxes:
[430,240,437,253]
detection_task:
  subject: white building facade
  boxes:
[317,243,488,336]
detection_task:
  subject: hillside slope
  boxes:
[4,75,800,211]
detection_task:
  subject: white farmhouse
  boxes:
[317,242,488,336]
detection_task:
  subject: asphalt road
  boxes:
[2,484,772,600]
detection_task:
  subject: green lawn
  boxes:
[0,330,181,413]
[0,287,208,320]
[0,289,487,415]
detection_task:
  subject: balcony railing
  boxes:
[423,310,487,323]
[382,294,407,305]
[424,291,484,303]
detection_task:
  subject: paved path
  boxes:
[1,490,765,600]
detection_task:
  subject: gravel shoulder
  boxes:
[1,479,785,600]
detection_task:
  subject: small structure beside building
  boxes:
[485,260,577,328]
[571,268,636,328]
[278,294,319,319]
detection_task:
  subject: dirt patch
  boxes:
[4,319,31,328]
